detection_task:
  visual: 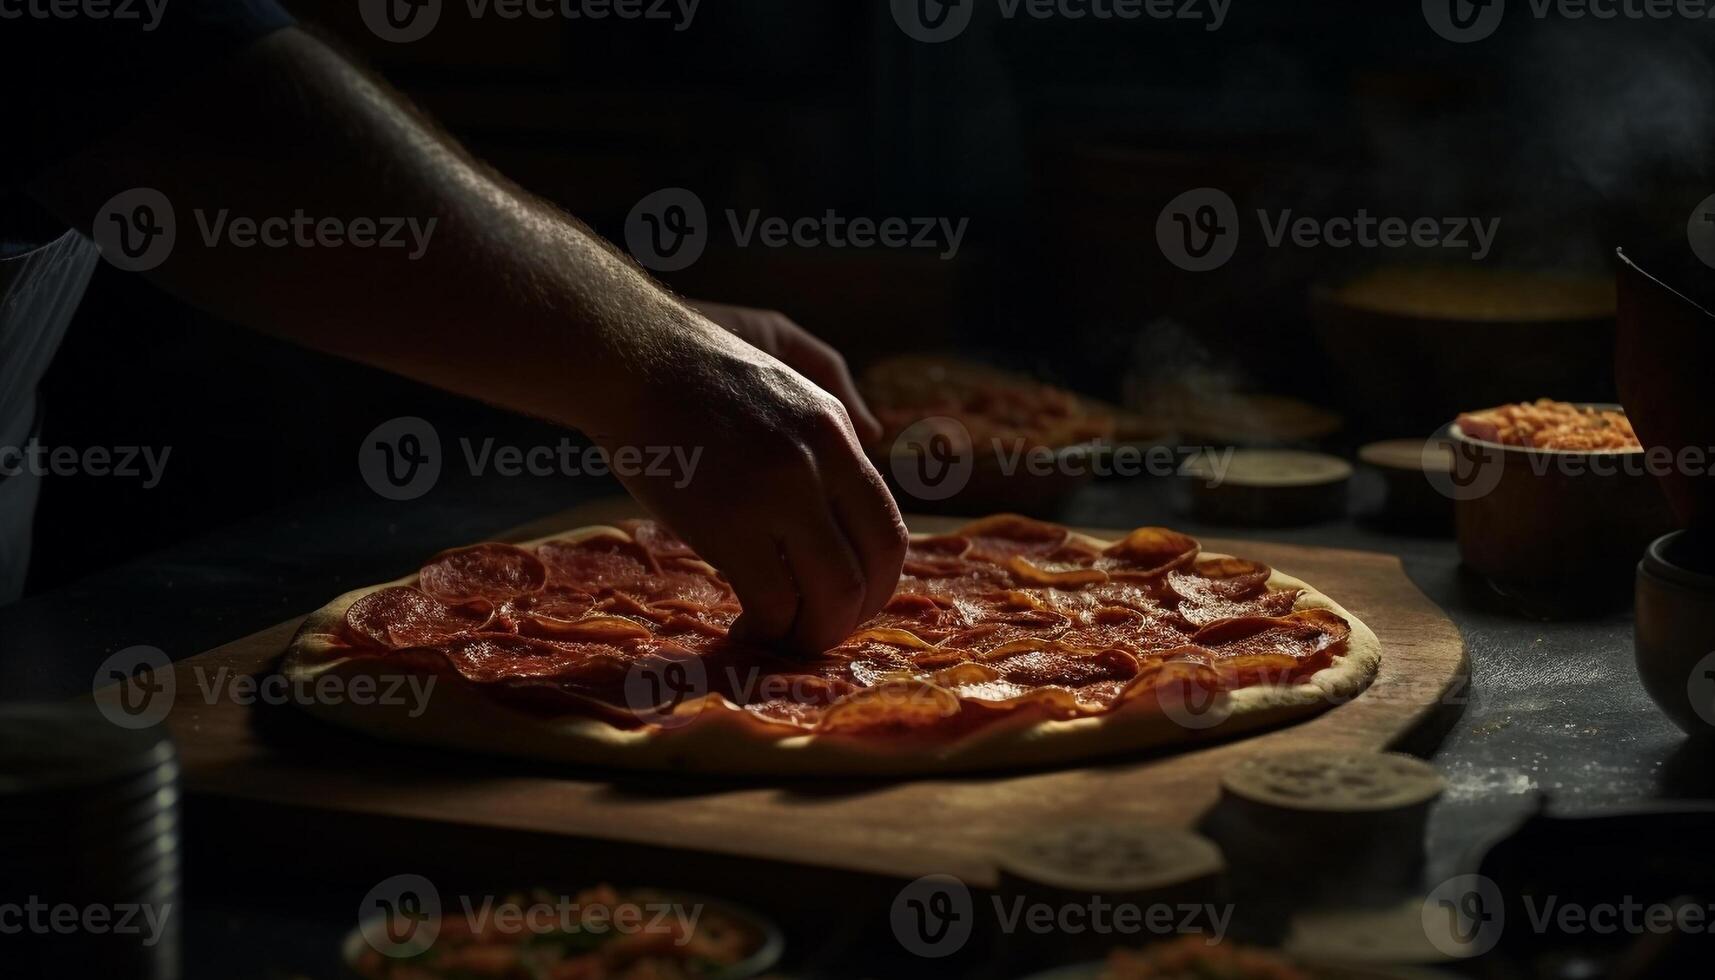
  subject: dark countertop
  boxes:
[5,465,1711,976]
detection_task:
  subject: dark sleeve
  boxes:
[1,0,297,186]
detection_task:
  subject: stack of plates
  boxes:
[0,704,182,979]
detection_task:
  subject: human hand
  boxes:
[690,300,883,446]
[596,307,906,653]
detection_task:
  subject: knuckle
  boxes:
[777,399,852,456]
[804,397,854,440]
[884,525,910,565]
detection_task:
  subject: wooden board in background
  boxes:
[128,499,1467,889]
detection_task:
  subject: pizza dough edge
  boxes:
[278,529,1381,776]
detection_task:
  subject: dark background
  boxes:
[30,3,1715,592]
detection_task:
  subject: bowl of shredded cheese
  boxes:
[1447,400,1675,614]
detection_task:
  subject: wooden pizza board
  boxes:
[120,499,1467,894]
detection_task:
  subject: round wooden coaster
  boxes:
[1358,439,1454,475]
[1359,438,1457,530]
[996,823,1226,896]
[993,823,1229,967]
[1204,751,1445,907]
[1180,449,1353,526]
[1221,751,1446,814]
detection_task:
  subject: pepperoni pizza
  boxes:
[281,516,1379,774]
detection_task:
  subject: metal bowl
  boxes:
[1635,529,1715,736]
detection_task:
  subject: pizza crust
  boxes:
[280,527,1380,776]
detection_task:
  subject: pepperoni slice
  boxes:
[524,611,652,643]
[1167,558,1298,626]
[980,643,1140,688]
[742,671,863,728]
[595,591,661,620]
[830,639,926,687]
[1190,609,1350,681]
[1116,655,1228,710]
[1098,528,1200,578]
[1058,605,1193,654]
[345,587,492,649]
[903,535,974,577]
[944,619,1066,655]
[815,680,962,734]
[1172,582,1299,627]
[1044,539,1103,565]
[956,515,1072,565]
[418,543,548,605]
[1184,557,1272,594]
[863,592,974,643]
[431,633,634,685]
[655,608,738,649]
[538,533,658,592]
[1005,555,1109,588]
[626,569,733,609]
[1053,580,1178,622]
[504,588,597,633]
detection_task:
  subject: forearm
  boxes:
[26,27,695,443]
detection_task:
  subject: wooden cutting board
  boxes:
[124,499,1466,890]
